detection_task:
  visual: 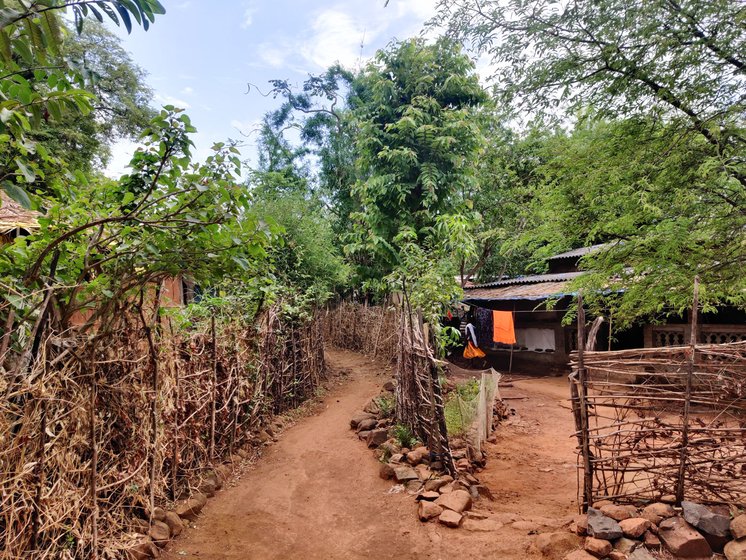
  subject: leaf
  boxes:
[14,159,35,183]
[1,181,32,208]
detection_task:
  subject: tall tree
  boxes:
[348,37,488,281]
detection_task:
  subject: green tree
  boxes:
[348,37,488,281]
[0,0,165,206]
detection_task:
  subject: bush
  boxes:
[375,394,395,418]
[392,423,419,449]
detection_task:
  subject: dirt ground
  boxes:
[163,348,579,560]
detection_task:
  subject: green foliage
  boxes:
[349,37,487,275]
[375,394,395,418]
[0,0,164,206]
[392,423,418,449]
[444,379,479,437]
[1,107,277,337]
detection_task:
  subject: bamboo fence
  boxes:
[0,304,326,559]
[571,334,746,509]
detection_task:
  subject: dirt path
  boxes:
[164,349,579,560]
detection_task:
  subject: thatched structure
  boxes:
[0,191,40,242]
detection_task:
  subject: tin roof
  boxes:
[469,271,585,290]
[546,243,608,260]
[0,191,40,233]
[463,280,574,302]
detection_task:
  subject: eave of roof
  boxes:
[463,280,574,302]
[546,243,609,260]
[468,271,585,290]
[0,192,40,233]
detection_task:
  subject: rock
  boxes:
[465,510,489,520]
[214,464,231,485]
[350,411,375,429]
[416,491,440,501]
[474,484,494,501]
[533,532,582,559]
[584,536,612,558]
[163,511,183,538]
[174,493,208,521]
[587,508,623,541]
[357,430,371,441]
[418,500,444,521]
[363,399,380,415]
[439,509,463,528]
[129,538,161,560]
[151,507,167,522]
[356,418,377,432]
[599,504,637,521]
[379,461,396,480]
[643,530,661,548]
[619,518,651,539]
[628,548,656,560]
[148,520,170,547]
[462,518,503,532]
[681,500,731,538]
[405,480,423,493]
[393,465,419,483]
[439,482,454,494]
[424,478,449,492]
[434,489,472,513]
[414,464,432,481]
[406,446,429,466]
[513,520,541,532]
[607,552,626,560]
[563,551,596,560]
[131,516,150,535]
[641,503,675,525]
[490,512,520,524]
[573,514,588,536]
[733,516,746,540]
[725,538,746,560]
[614,537,638,554]
[198,477,218,498]
[383,380,396,392]
[366,428,389,448]
[389,453,404,464]
[658,516,712,558]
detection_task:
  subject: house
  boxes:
[461,245,746,373]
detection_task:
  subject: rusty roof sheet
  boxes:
[470,271,585,289]
[546,243,610,260]
[463,280,574,301]
[0,191,40,233]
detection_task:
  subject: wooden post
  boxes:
[676,276,699,504]
[577,293,593,511]
[209,314,217,462]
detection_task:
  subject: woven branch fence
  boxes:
[323,300,455,474]
[0,304,326,559]
[570,340,746,509]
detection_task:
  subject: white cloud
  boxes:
[300,9,377,69]
[154,93,191,109]
[241,2,257,29]
[257,43,289,68]
[181,86,194,95]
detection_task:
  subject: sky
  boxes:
[105,0,442,177]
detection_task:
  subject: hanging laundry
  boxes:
[475,307,493,347]
[492,310,516,344]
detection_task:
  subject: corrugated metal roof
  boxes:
[463,280,574,301]
[0,191,40,233]
[546,243,608,260]
[469,271,585,289]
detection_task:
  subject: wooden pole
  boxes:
[577,293,593,511]
[89,350,98,560]
[209,314,217,462]
[676,276,699,504]
[508,303,516,374]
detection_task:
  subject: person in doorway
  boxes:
[463,314,486,366]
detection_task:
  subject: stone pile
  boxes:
[555,500,746,560]
[351,379,496,529]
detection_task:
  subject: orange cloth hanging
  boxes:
[463,341,486,359]
[492,310,516,344]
